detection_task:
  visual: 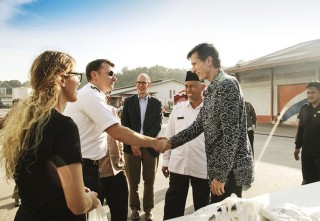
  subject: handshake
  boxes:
[153,137,172,153]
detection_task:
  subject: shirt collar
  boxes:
[138,94,150,100]
[187,100,203,109]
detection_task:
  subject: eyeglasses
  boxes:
[65,72,83,82]
[136,81,148,85]
[108,70,114,76]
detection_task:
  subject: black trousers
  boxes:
[82,159,100,194]
[248,130,254,158]
[163,172,210,220]
[99,171,129,221]
[210,171,242,204]
[301,154,320,184]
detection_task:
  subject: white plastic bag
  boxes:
[186,193,261,221]
[261,203,320,221]
[87,202,108,221]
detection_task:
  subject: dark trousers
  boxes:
[248,130,254,158]
[99,171,129,221]
[210,172,242,204]
[301,154,320,184]
[163,172,210,220]
[82,159,100,194]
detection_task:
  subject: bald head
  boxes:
[137,73,150,82]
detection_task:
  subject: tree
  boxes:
[22,81,31,87]
[0,80,22,94]
[9,80,22,88]
[114,65,187,89]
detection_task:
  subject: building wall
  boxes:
[150,81,185,107]
[111,80,185,108]
[0,87,6,94]
[238,62,319,124]
[240,69,272,123]
[12,87,32,100]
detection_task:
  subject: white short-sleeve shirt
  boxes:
[64,83,119,160]
[162,101,207,179]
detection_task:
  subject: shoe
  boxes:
[14,199,20,207]
[145,212,153,221]
[131,208,140,221]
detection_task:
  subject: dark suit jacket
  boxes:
[121,94,162,157]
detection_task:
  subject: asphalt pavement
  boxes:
[0,116,302,221]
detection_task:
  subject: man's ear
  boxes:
[206,56,213,66]
[90,71,97,80]
[201,83,206,91]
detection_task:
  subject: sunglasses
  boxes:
[65,72,83,82]
[108,70,114,77]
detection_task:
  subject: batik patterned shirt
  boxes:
[170,70,254,186]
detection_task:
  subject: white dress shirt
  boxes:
[163,101,207,179]
[138,95,149,134]
[64,83,119,160]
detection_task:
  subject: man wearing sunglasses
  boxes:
[121,73,162,221]
[64,60,168,219]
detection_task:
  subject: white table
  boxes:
[167,181,320,220]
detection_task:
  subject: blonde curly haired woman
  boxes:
[0,50,99,221]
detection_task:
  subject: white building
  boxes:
[12,87,32,100]
[225,39,320,124]
[109,79,185,109]
[0,87,6,95]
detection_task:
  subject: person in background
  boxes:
[294,81,320,184]
[0,50,99,221]
[121,73,162,221]
[99,100,128,221]
[245,101,257,158]
[167,43,254,204]
[0,98,22,207]
[64,60,167,200]
[162,71,209,220]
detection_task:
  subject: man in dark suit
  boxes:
[121,73,162,221]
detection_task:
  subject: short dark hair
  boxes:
[307,81,320,91]
[86,59,115,81]
[187,43,221,68]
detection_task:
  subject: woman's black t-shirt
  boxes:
[14,109,84,221]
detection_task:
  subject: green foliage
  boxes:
[115,65,187,89]
[0,80,22,94]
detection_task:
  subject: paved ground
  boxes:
[0,115,302,221]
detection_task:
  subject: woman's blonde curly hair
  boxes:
[0,50,75,180]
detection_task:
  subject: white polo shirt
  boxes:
[64,83,119,160]
[163,101,207,179]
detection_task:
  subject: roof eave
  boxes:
[225,56,320,74]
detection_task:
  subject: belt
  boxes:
[83,158,99,165]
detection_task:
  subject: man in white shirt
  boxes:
[64,59,168,196]
[162,71,209,220]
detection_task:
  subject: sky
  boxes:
[0,0,320,82]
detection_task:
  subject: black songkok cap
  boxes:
[185,71,203,82]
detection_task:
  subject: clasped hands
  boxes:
[154,137,172,153]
